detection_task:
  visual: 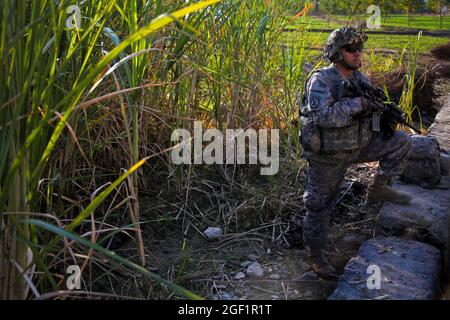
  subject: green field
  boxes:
[366,34,449,51]
[284,31,449,53]
[372,14,450,30]
[293,14,450,31]
[292,16,343,29]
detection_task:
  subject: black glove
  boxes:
[361,97,375,113]
[380,112,398,139]
[356,97,375,118]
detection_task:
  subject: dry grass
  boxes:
[83,159,382,300]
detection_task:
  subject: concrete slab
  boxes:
[376,176,450,274]
[329,237,441,300]
[429,93,450,152]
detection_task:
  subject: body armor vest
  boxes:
[299,65,373,154]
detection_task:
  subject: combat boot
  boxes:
[367,173,412,204]
[307,249,337,280]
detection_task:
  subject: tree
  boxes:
[339,0,368,23]
[398,0,425,25]
[320,0,338,16]
[319,0,370,20]
[376,0,400,22]
[428,0,450,29]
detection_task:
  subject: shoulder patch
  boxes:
[310,95,322,109]
[308,76,328,110]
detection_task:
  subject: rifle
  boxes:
[346,79,422,136]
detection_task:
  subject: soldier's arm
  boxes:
[306,73,364,128]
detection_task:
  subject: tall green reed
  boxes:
[0,0,220,299]
[399,31,422,129]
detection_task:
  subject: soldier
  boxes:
[298,27,412,280]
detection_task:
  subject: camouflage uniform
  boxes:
[299,29,412,252]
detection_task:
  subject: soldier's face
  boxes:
[339,45,362,70]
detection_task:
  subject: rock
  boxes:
[240,261,253,268]
[269,274,280,280]
[329,237,441,300]
[376,177,450,274]
[234,272,246,280]
[248,254,259,261]
[213,292,236,300]
[440,153,450,175]
[408,135,441,159]
[246,262,264,278]
[298,263,309,272]
[204,227,222,241]
[299,271,319,281]
[429,98,450,152]
[400,135,441,186]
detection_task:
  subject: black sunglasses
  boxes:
[343,44,364,53]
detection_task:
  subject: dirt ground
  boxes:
[137,163,382,300]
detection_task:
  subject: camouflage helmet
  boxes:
[323,26,368,62]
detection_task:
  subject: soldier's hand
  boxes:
[360,97,375,113]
